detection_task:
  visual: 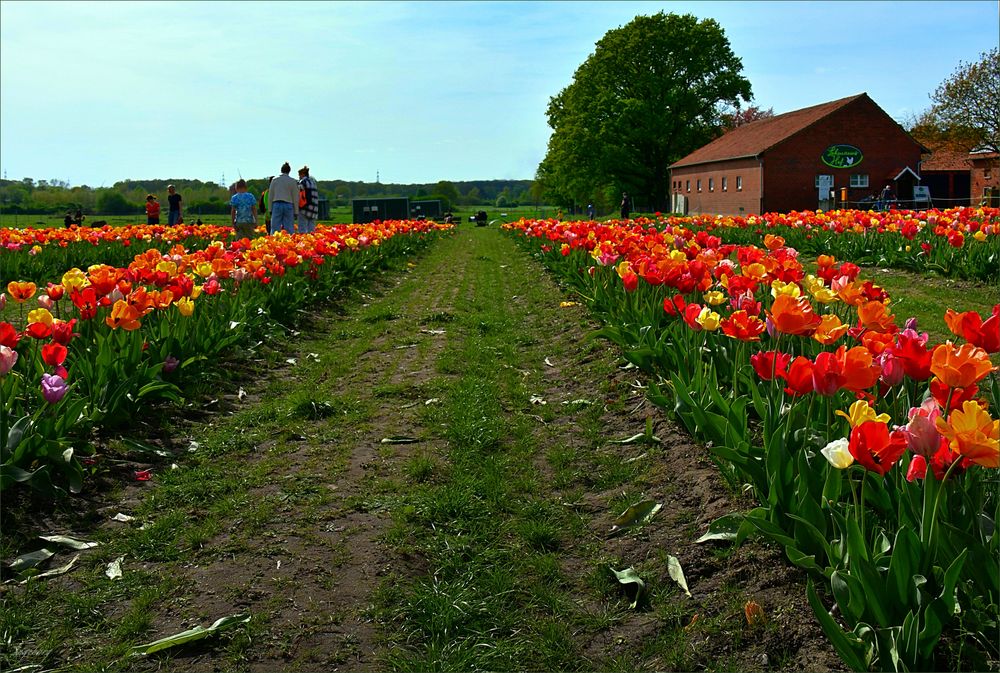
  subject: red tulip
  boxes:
[849,421,908,476]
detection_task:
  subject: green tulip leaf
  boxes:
[39,535,100,551]
[131,613,252,656]
[9,548,55,573]
[610,566,648,610]
[666,554,691,597]
[609,500,661,536]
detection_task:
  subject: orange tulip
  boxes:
[861,330,896,355]
[843,346,882,392]
[767,294,821,336]
[7,281,37,303]
[935,401,999,468]
[857,301,897,333]
[930,342,996,389]
[105,299,142,331]
[836,282,865,307]
[87,265,119,297]
[763,234,785,251]
[813,314,849,345]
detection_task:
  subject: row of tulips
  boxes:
[650,206,1000,283]
[0,220,454,496]
[503,216,998,672]
[0,223,248,288]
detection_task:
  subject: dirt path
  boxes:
[3,225,840,672]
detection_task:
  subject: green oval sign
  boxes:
[821,144,863,169]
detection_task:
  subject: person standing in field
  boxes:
[296,165,319,234]
[268,163,299,235]
[259,176,274,232]
[167,185,183,226]
[229,179,258,239]
[145,194,160,225]
[620,192,631,220]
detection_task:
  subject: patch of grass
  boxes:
[404,453,438,483]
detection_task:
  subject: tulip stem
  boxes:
[925,458,961,563]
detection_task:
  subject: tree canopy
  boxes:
[537,12,752,212]
[916,48,999,154]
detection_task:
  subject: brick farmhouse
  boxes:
[669,93,931,215]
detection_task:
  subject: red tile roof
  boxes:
[671,93,881,169]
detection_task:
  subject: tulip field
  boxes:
[1,221,453,495]
[503,205,999,672]
[1,206,998,671]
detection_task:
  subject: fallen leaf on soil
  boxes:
[609,566,647,610]
[134,470,152,481]
[106,556,125,580]
[529,395,547,405]
[562,399,592,406]
[544,357,555,367]
[285,358,297,365]
[111,513,135,523]
[421,329,446,335]
[424,398,440,405]
[559,301,579,307]
[381,436,420,444]
[21,555,79,584]
[39,535,100,551]
[395,343,418,350]
[130,613,251,656]
[666,554,691,597]
[237,387,247,400]
[609,500,662,536]
[9,548,55,573]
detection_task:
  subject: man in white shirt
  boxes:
[268,162,300,234]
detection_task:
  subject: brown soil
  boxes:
[3,227,842,672]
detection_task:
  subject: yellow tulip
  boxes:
[835,400,890,429]
[61,268,89,291]
[696,307,721,331]
[176,297,195,317]
[27,308,54,326]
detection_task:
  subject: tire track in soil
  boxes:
[118,226,837,671]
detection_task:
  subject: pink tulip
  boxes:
[163,355,180,374]
[37,294,53,310]
[879,352,905,387]
[0,345,17,376]
[902,399,943,457]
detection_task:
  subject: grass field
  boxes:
[0,204,563,230]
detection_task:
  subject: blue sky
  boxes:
[1,0,996,187]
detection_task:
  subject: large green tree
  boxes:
[921,48,999,154]
[538,12,752,212]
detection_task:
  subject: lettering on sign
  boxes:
[821,145,864,169]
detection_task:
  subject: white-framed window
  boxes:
[815,174,834,187]
[709,178,715,192]
[722,177,728,192]
[697,179,702,192]
[736,176,743,191]
[686,180,690,193]
[850,174,869,188]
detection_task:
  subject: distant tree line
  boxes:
[0,177,539,216]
